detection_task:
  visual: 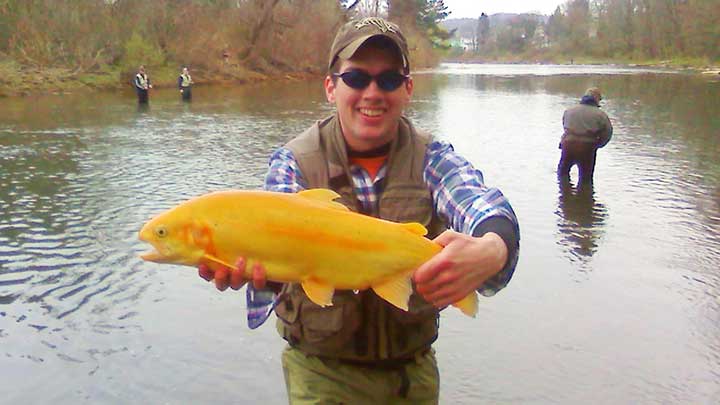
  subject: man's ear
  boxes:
[404,76,414,101]
[324,75,336,103]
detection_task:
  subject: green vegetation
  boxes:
[0,0,455,97]
[121,32,165,73]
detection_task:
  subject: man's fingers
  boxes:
[214,266,230,291]
[200,257,266,292]
[422,284,472,308]
[229,258,247,290]
[413,254,451,284]
[252,263,267,289]
[432,230,457,247]
[229,268,246,290]
[198,264,214,281]
[415,267,460,295]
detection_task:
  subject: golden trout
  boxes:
[138,189,477,316]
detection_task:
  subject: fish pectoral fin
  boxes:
[399,222,428,236]
[202,253,236,270]
[452,292,478,318]
[371,276,412,311]
[299,189,349,211]
[300,278,335,307]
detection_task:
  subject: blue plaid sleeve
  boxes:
[424,141,520,295]
[264,147,308,193]
[246,148,306,329]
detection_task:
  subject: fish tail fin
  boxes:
[453,292,478,317]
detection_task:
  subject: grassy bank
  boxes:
[0,59,284,97]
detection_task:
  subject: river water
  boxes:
[1,63,719,404]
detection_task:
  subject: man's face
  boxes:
[324,45,413,152]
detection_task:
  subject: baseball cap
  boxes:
[328,17,410,72]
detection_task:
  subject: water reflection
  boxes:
[137,103,151,113]
[555,179,608,265]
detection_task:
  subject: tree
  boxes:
[476,12,490,51]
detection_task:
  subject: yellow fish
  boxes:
[138,189,477,316]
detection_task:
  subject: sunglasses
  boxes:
[332,69,409,92]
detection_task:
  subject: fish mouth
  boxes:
[140,249,166,262]
[138,228,170,262]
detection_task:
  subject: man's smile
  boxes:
[359,107,385,117]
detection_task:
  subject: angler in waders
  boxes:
[178,66,194,101]
[134,65,152,104]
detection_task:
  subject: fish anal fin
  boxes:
[453,292,478,317]
[400,222,428,236]
[299,189,349,211]
[372,275,412,311]
[301,278,335,307]
[203,253,236,270]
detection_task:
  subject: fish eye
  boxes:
[155,226,168,238]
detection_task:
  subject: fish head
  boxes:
[138,207,207,267]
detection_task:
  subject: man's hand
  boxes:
[413,230,508,309]
[198,257,267,292]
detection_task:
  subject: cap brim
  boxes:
[336,34,408,69]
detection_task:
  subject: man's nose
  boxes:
[361,79,383,98]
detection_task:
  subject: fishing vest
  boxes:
[180,73,192,88]
[136,73,148,89]
[275,114,446,363]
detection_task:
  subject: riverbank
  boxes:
[444,53,720,74]
[2,56,718,98]
[0,60,319,98]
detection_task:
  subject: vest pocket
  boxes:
[277,286,362,352]
[380,186,433,225]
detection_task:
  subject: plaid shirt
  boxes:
[246,140,519,329]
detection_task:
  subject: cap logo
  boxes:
[354,17,399,34]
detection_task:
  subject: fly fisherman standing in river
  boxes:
[558,87,613,185]
[197,17,520,403]
[134,65,153,104]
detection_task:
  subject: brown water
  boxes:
[1,64,719,403]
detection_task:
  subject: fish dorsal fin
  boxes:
[203,253,236,270]
[400,222,428,236]
[371,275,412,311]
[453,292,478,318]
[301,278,335,307]
[298,189,349,211]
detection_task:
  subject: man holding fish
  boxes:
[198,17,520,404]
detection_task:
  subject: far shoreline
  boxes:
[442,56,720,75]
[0,62,322,99]
[1,59,717,99]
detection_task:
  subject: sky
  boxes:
[443,0,562,18]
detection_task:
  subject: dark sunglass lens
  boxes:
[341,71,372,89]
[376,71,406,91]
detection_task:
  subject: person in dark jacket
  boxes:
[178,66,193,101]
[134,65,152,104]
[558,87,613,184]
